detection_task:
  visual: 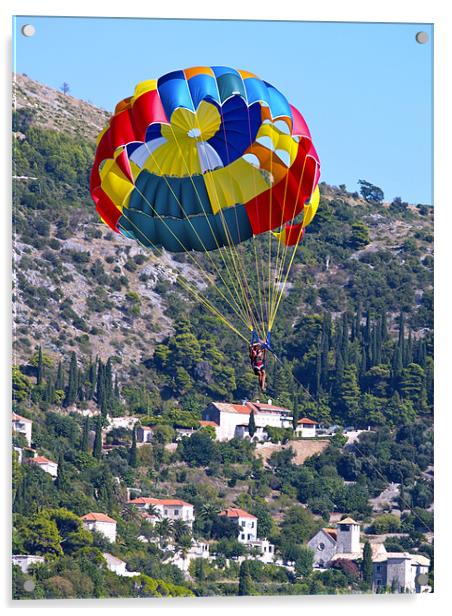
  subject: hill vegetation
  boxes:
[12,74,433,599]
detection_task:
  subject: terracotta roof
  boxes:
[12,412,32,423]
[199,420,218,427]
[337,517,359,525]
[323,528,337,540]
[211,401,291,415]
[211,402,251,415]
[219,507,257,520]
[297,417,318,425]
[127,497,193,507]
[81,512,116,523]
[29,456,56,465]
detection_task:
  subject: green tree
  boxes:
[362,540,373,588]
[358,179,384,204]
[64,352,78,407]
[92,417,102,459]
[55,452,67,491]
[129,427,138,468]
[248,410,256,438]
[294,546,314,577]
[238,560,255,596]
[80,416,89,452]
[349,222,370,249]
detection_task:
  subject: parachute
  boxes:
[90,66,320,343]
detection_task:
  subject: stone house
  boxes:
[202,400,293,441]
[27,455,58,478]
[12,412,32,446]
[127,497,195,527]
[307,517,430,593]
[81,512,117,542]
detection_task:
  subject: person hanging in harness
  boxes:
[249,341,267,391]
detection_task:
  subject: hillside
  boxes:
[11,74,434,599]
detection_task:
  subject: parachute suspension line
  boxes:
[128,185,252,334]
[166,123,256,332]
[118,204,249,342]
[268,123,297,335]
[139,140,253,330]
[268,158,310,331]
[242,92,270,340]
[193,107,264,340]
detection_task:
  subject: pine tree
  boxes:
[93,417,103,459]
[362,540,373,588]
[129,428,138,467]
[64,352,78,407]
[36,345,44,386]
[80,417,89,452]
[238,560,254,596]
[248,410,256,438]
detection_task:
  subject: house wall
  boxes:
[336,524,360,554]
[385,557,411,591]
[297,424,317,438]
[40,462,58,478]
[12,555,44,573]
[12,420,32,446]
[237,516,257,542]
[307,530,337,567]
[84,520,117,542]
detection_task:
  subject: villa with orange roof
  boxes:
[202,400,293,441]
[27,455,58,478]
[219,507,275,563]
[127,497,194,526]
[81,512,117,542]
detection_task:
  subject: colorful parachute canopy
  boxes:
[90,66,320,253]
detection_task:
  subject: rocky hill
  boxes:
[12,74,433,383]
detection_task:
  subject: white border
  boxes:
[2,1,450,614]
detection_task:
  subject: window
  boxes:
[251,522,254,528]
[174,510,179,516]
[376,565,382,572]
[318,543,325,551]
[241,534,245,540]
[241,521,246,527]
[164,509,168,515]
[247,534,252,540]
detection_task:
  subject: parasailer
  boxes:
[90,66,320,380]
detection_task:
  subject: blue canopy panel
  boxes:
[187,73,220,109]
[157,70,195,118]
[263,81,293,120]
[207,97,261,166]
[118,203,253,252]
[211,66,247,103]
[129,169,213,218]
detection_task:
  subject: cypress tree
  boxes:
[238,560,254,596]
[320,313,331,387]
[334,350,345,395]
[391,343,403,378]
[36,345,44,386]
[93,417,103,459]
[88,357,97,400]
[315,342,322,398]
[292,394,300,431]
[44,379,55,404]
[80,416,89,452]
[56,452,67,490]
[398,311,405,365]
[341,313,349,364]
[405,328,413,366]
[55,361,64,391]
[362,540,373,588]
[105,358,114,403]
[380,311,388,343]
[129,427,138,467]
[248,410,257,438]
[64,352,78,407]
[114,376,120,399]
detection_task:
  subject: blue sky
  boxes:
[13,16,433,204]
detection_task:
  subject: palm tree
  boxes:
[172,519,191,543]
[199,502,221,521]
[155,518,173,549]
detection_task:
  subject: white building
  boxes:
[102,552,140,577]
[202,401,293,441]
[246,538,276,564]
[12,554,45,573]
[81,512,117,542]
[372,551,431,593]
[171,541,210,572]
[219,507,258,543]
[27,456,58,478]
[136,425,154,446]
[12,413,32,446]
[106,415,139,431]
[295,417,318,438]
[127,497,195,527]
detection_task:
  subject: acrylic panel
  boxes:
[12,16,433,600]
